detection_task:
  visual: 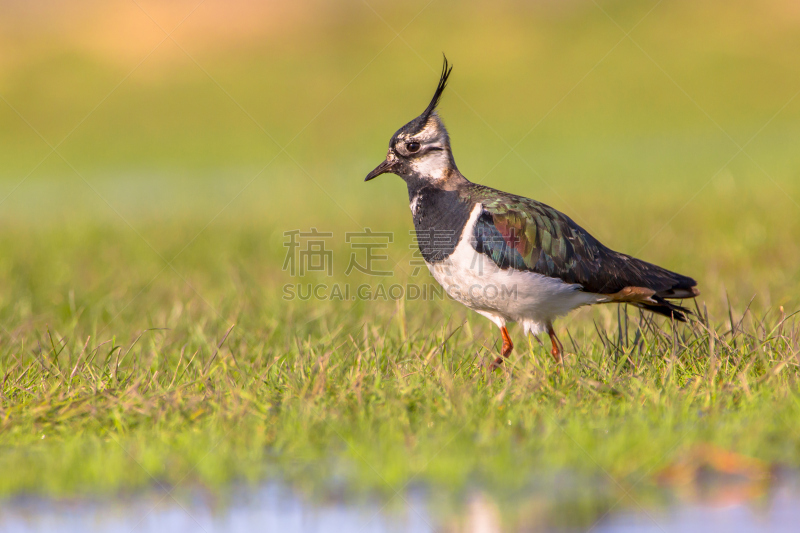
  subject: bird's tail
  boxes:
[632,296,693,322]
[607,252,699,322]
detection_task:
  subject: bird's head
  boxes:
[365,57,460,188]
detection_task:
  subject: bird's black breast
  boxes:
[411,188,473,263]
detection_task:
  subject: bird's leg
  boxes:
[491,326,514,369]
[547,323,563,364]
[501,326,514,358]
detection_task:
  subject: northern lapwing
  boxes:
[365,58,699,368]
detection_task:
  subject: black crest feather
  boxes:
[420,55,453,122]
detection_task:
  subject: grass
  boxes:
[2,0,800,528]
[1,208,799,512]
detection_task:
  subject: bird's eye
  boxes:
[406,141,421,153]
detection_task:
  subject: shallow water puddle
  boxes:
[2,474,799,533]
[0,484,434,533]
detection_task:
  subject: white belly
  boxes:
[427,204,600,335]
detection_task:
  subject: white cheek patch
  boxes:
[410,150,449,180]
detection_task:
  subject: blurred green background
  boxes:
[1,0,799,343]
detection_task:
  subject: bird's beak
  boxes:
[365,155,398,181]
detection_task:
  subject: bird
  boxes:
[365,57,699,368]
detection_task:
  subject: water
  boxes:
[592,488,800,533]
[2,476,800,533]
[0,485,434,533]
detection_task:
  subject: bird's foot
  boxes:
[547,324,565,366]
[489,326,514,372]
[489,356,506,371]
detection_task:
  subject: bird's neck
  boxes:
[405,166,470,200]
[407,181,474,264]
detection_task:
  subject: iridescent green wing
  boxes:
[464,184,694,295]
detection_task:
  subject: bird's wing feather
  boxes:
[464,184,697,297]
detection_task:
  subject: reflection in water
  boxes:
[2,474,799,533]
[657,443,773,507]
[590,480,799,533]
[0,484,434,533]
